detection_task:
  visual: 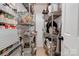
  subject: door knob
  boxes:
[58,36,64,41]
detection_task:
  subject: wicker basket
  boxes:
[21,15,33,24]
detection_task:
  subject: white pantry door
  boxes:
[61,3,79,56]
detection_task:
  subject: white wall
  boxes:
[34,4,46,47]
[61,3,79,56]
